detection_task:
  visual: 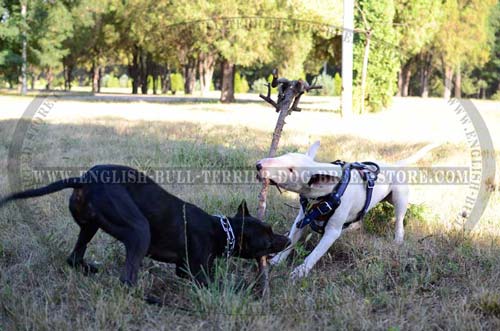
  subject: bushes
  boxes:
[334,73,342,96]
[102,74,121,88]
[363,202,427,236]
[99,72,183,94]
[251,75,278,95]
[52,76,65,89]
[234,71,249,93]
[119,74,130,88]
[170,73,184,94]
[310,73,342,96]
[353,0,399,112]
[251,78,268,94]
[36,78,47,89]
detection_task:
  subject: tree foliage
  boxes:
[0,0,22,85]
[354,0,399,112]
[394,0,442,62]
[0,0,499,106]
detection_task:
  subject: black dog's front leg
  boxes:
[175,254,215,287]
[67,224,99,274]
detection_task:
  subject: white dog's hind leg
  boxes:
[270,209,305,265]
[342,221,362,233]
[390,186,409,244]
[291,221,343,279]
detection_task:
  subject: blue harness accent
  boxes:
[296,161,380,234]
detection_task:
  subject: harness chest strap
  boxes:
[296,162,352,233]
[297,161,380,234]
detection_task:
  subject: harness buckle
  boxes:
[317,201,333,215]
[367,180,375,189]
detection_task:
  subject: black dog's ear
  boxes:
[235,199,250,217]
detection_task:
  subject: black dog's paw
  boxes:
[144,295,163,306]
[67,258,99,275]
[119,276,137,287]
[80,261,99,275]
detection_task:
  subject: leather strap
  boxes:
[297,161,379,234]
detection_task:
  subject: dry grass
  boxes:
[0,95,499,330]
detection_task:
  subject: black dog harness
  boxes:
[296,161,380,234]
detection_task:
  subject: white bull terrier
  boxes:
[256,141,439,279]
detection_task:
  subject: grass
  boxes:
[0,96,499,330]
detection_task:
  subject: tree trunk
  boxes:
[420,53,432,98]
[183,57,196,95]
[129,46,140,94]
[482,87,487,99]
[198,53,215,96]
[20,2,27,95]
[140,52,149,94]
[64,63,73,91]
[402,65,411,97]
[220,59,235,103]
[360,32,371,114]
[443,65,453,99]
[45,67,53,90]
[397,70,403,97]
[160,65,171,94]
[30,72,35,90]
[151,61,159,95]
[152,74,157,95]
[198,56,205,94]
[68,64,73,91]
[92,61,100,93]
[398,60,412,97]
[63,64,68,91]
[454,65,461,98]
[97,67,102,93]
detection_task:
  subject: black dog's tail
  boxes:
[0,177,83,208]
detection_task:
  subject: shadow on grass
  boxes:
[0,88,263,104]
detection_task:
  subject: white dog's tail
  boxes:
[396,143,441,166]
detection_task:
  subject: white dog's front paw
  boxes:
[393,237,404,245]
[290,264,309,280]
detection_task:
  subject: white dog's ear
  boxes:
[305,141,320,159]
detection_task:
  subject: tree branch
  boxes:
[259,83,278,110]
[255,70,322,299]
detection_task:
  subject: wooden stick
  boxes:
[259,83,278,110]
[256,256,270,300]
[255,72,322,299]
[257,82,298,219]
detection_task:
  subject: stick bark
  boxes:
[255,72,321,299]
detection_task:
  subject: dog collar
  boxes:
[215,215,236,257]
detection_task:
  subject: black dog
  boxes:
[0,165,289,285]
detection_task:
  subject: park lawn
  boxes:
[0,95,499,330]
